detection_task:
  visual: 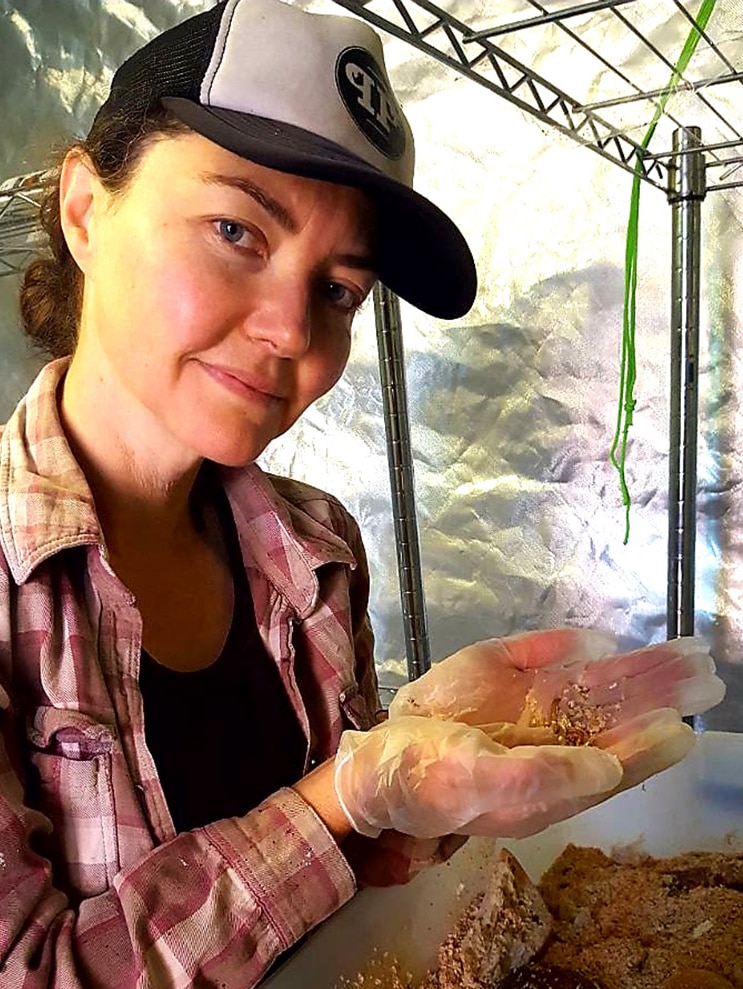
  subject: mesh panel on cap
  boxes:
[102,2,227,119]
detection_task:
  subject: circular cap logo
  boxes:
[336,47,406,161]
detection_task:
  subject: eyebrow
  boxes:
[200,172,297,232]
[199,171,377,274]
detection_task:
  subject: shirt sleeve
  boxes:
[0,686,355,989]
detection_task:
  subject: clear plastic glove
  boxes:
[388,628,726,735]
[464,707,696,836]
[334,714,624,840]
[593,707,695,792]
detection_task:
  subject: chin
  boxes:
[199,443,266,469]
[192,430,272,469]
[177,403,287,468]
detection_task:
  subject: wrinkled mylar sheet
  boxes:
[0,0,740,728]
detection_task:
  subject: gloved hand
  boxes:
[462,707,697,836]
[593,706,696,792]
[334,714,625,839]
[388,629,725,736]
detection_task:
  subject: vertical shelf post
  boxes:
[666,126,706,640]
[373,284,431,680]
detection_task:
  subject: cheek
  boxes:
[291,334,351,418]
[110,239,223,357]
[148,270,215,352]
[316,332,353,391]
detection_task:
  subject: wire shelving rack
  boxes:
[0,171,49,278]
[332,0,743,677]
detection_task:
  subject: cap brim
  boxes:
[162,97,476,319]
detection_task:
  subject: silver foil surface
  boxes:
[0,0,740,728]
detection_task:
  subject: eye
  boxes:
[323,280,363,313]
[217,219,249,245]
[213,219,267,260]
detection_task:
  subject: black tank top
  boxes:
[139,486,308,834]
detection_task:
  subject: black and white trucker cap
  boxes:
[91,0,477,319]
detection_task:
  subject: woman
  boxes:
[0,0,725,986]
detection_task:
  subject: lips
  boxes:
[199,360,284,404]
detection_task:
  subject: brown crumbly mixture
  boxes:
[343,850,550,989]
[420,849,551,989]
[536,845,743,989]
[345,846,743,989]
[341,952,414,989]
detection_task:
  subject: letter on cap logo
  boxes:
[336,47,406,160]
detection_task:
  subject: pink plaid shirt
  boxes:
[0,360,381,988]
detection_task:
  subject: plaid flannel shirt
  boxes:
[0,360,381,988]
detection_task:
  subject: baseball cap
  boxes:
[91,0,477,319]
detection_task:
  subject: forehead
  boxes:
[131,131,376,233]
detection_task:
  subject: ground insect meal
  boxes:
[345,845,743,989]
[531,683,617,747]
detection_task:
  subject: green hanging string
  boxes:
[609,0,720,544]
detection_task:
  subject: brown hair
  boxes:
[19,107,190,359]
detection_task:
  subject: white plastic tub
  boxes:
[263,731,743,989]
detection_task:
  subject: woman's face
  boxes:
[70,132,376,467]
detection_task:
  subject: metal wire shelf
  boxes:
[325,0,743,673]
[331,0,743,190]
[1,1,740,276]
[0,171,49,278]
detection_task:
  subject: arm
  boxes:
[332,516,469,885]
[0,682,355,989]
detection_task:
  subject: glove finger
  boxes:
[456,750,624,839]
[592,708,696,790]
[594,669,726,720]
[529,640,725,728]
[459,788,609,839]
[467,714,693,839]
[473,743,622,810]
[447,744,622,840]
[496,627,618,670]
[478,721,560,747]
[388,628,619,724]
[389,650,528,723]
[577,637,721,707]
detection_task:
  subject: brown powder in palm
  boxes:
[527,684,617,746]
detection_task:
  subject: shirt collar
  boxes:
[0,359,102,584]
[222,464,356,619]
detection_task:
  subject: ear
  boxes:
[59,150,101,276]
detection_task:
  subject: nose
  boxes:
[243,274,312,359]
